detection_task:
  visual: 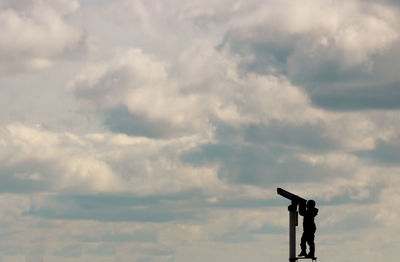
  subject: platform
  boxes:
[296,257,317,262]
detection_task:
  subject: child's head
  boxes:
[307,200,316,209]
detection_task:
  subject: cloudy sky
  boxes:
[1,0,400,261]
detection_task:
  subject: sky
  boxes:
[0,0,400,261]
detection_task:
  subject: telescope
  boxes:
[277,188,308,262]
[277,188,306,204]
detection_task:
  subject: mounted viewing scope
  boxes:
[277,188,306,203]
[277,187,309,262]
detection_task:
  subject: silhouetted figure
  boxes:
[298,199,318,259]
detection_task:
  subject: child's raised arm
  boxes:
[298,199,307,216]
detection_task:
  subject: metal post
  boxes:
[289,203,298,262]
[277,188,305,262]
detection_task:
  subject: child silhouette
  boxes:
[298,200,318,258]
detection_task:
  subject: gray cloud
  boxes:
[214,230,257,243]
[311,82,400,111]
[142,247,174,257]
[242,122,335,151]
[250,223,286,235]
[220,0,400,115]
[318,183,384,206]
[52,244,82,258]
[182,122,343,186]
[103,106,187,138]
[24,193,202,222]
[182,142,342,185]
[134,257,156,262]
[0,162,53,193]
[356,139,400,165]
[319,209,378,233]
[0,245,22,256]
[74,230,158,244]
[87,244,116,257]
[102,231,158,243]
[220,31,297,76]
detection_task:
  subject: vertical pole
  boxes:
[288,203,297,262]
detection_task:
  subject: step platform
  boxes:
[296,257,317,262]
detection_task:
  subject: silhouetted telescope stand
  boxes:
[277,188,317,262]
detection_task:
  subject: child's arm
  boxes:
[298,200,307,216]
[312,208,318,217]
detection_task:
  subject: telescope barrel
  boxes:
[277,188,306,203]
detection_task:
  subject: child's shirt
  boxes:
[299,203,318,231]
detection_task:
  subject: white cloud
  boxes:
[72,47,322,138]
[70,44,399,155]
[0,123,224,195]
[222,0,399,80]
[1,123,123,193]
[0,0,84,73]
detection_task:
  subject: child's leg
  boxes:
[299,232,307,256]
[307,233,315,257]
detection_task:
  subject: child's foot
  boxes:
[305,254,315,259]
[298,251,307,257]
